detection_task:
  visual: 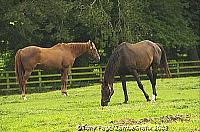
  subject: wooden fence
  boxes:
[0,58,4,71]
[0,60,200,94]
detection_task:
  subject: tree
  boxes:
[145,0,199,60]
[0,0,199,69]
[181,0,200,60]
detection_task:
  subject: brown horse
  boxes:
[101,40,171,106]
[15,40,100,99]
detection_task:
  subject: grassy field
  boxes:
[0,77,199,132]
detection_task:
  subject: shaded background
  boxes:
[0,0,199,69]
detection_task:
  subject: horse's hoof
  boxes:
[63,93,68,96]
[123,101,128,104]
[147,99,151,102]
[152,94,156,102]
[23,96,27,100]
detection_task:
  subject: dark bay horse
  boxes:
[101,40,171,106]
[15,40,100,99]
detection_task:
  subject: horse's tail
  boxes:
[157,43,171,78]
[15,49,25,87]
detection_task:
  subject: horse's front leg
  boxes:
[61,68,68,96]
[132,70,150,102]
[120,75,128,103]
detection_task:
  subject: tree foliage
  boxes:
[0,0,199,68]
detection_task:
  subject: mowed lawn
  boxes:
[0,77,199,132]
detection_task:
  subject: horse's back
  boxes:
[128,40,159,50]
[20,46,41,59]
[116,40,161,70]
[138,40,162,65]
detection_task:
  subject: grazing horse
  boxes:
[101,40,171,106]
[15,40,100,99]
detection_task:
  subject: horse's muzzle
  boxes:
[101,100,108,106]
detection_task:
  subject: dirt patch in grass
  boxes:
[110,114,191,125]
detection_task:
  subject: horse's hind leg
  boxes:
[120,75,128,103]
[152,67,158,101]
[61,68,68,96]
[21,70,32,100]
[147,67,157,101]
[132,70,150,102]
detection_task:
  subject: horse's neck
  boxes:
[104,64,118,85]
[104,53,120,84]
[104,72,114,85]
[68,43,90,58]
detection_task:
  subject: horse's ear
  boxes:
[92,42,96,48]
[88,40,91,44]
[108,84,112,88]
[109,87,114,98]
[109,89,114,97]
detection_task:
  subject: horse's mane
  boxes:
[67,43,90,55]
[54,42,89,47]
[53,42,90,56]
[65,42,88,45]
[104,42,127,83]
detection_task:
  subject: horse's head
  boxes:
[101,81,114,106]
[87,40,100,62]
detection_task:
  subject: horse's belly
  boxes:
[135,64,149,71]
[118,67,130,74]
[39,51,63,69]
[119,65,147,75]
[37,60,62,70]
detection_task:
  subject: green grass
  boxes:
[0,77,199,132]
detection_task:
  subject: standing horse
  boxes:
[15,40,100,99]
[101,40,171,106]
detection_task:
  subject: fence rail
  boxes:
[0,60,200,94]
[0,58,4,71]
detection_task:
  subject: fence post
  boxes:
[6,72,10,89]
[38,70,42,88]
[177,62,180,77]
